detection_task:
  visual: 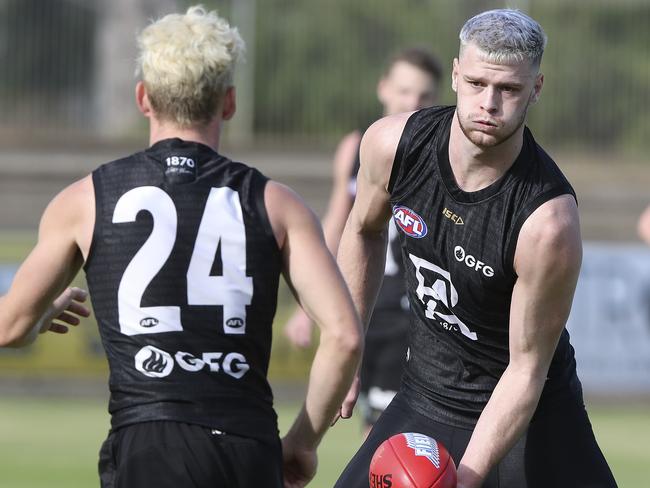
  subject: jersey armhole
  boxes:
[252,174,282,257]
[504,187,577,276]
[387,111,420,195]
[83,170,102,272]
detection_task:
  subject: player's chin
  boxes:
[468,130,503,148]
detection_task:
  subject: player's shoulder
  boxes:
[264,180,320,247]
[264,180,314,218]
[40,174,94,230]
[357,112,416,189]
[364,112,413,144]
[515,194,581,274]
[51,175,94,209]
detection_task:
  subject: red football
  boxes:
[369,432,457,488]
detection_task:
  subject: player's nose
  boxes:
[480,86,499,113]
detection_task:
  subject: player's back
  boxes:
[85,138,281,444]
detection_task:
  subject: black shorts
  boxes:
[98,421,283,488]
[335,391,617,488]
[358,316,409,426]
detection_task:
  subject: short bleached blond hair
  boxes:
[136,5,245,127]
[460,9,547,68]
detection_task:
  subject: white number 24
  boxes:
[112,186,253,336]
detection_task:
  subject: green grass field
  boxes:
[0,396,647,487]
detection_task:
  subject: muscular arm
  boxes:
[265,181,363,452]
[0,177,93,347]
[457,195,582,488]
[336,114,410,331]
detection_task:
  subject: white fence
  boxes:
[567,243,650,394]
[2,243,650,395]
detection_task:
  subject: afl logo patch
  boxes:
[392,206,427,238]
[139,317,159,328]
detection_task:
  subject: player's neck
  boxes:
[448,114,524,193]
[148,117,223,152]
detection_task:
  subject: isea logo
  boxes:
[392,206,427,238]
[442,207,464,225]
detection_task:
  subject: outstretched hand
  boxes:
[282,436,317,488]
[39,287,91,334]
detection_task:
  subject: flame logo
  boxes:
[135,346,173,378]
[143,350,166,373]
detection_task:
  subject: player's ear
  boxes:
[451,58,459,93]
[530,72,544,105]
[135,81,152,118]
[222,86,236,121]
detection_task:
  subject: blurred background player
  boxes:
[0,6,362,488]
[284,47,442,435]
[334,9,617,488]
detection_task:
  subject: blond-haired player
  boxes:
[0,6,362,487]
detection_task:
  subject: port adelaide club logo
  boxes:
[392,206,427,239]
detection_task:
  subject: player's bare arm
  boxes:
[265,180,363,487]
[0,176,94,347]
[457,194,582,488]
[334,112,411,419]
[283,131,360,348]
[337,113,411,329]
[638,205,650,245]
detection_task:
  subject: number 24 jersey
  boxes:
[85,138,282,443]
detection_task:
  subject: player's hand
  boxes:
[283,308,313,348]
[331,375,361,426]
[39,287,91,334]
[281,435,317,488]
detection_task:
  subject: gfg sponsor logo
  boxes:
[393,206,427,238]
[454,245,494,277]
[135,345,250,379]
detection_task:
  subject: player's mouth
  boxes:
[474,119,497,127]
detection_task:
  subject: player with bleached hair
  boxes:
[334,9,617,488]
[0,6,362,487]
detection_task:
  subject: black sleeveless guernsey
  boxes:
[84,138,282,444]
[389,106,582,428]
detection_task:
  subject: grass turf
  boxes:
[0,397,647,487]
